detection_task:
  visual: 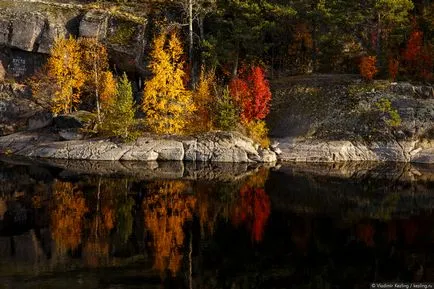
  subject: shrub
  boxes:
[359,56,378,81]
[214,88,239,131]
[375,98,401,127]
[244,120,270,148]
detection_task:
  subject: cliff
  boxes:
[0,0,147,79]
[268,75,434,163]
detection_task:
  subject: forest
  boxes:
[28,0,433,145]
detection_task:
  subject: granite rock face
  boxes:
[268,76,433,163]
[0,83,47,136]
[0,1,147,77]
[275,137,433,163]
[0,131,277,163]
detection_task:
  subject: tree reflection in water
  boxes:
[231,168,271,242]
[50,181,88,254]
[143,180,196,276]
[2,160,434,288]
[46,171,271,276]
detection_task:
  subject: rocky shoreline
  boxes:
[0,131,278,163]
[0,130,433,163]
[275,137,433,164]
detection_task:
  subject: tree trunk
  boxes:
[312,19,317,73]
[188,0,194,85]
[94,59,101,124]
[199,15,205,42]
[199,15,205,68]
[232,41,239,78]
[376,12,382,70]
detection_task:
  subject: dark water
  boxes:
[0,158,434,289]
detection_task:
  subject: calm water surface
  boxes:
[0,158,433,289]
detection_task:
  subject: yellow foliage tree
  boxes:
[79,38,116,121]
[46,36,85,115]
[191,67,215,132]
[99,71,117,111]
[142,32,195,134]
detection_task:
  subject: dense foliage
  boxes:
[136,0,431,81]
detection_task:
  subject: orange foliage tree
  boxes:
[359,56,378,80]
[143,181,196,276]
[30,36,116,116]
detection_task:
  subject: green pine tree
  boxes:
[100,73,138,141]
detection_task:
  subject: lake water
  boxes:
[0,158,433,289]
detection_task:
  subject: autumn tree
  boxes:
[359,56,378,80]
[229,66,272,122]
[142,32,195,134]
[79,38,117,121]
[402,29,433,81]
[191,67,215,132]
[229,65,272,147]
[37,36,85,115]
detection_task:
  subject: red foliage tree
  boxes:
[229,66,272,122]
[402,30,423,62]
[402,29,433,81]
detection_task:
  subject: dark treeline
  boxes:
[109,0,433,81]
